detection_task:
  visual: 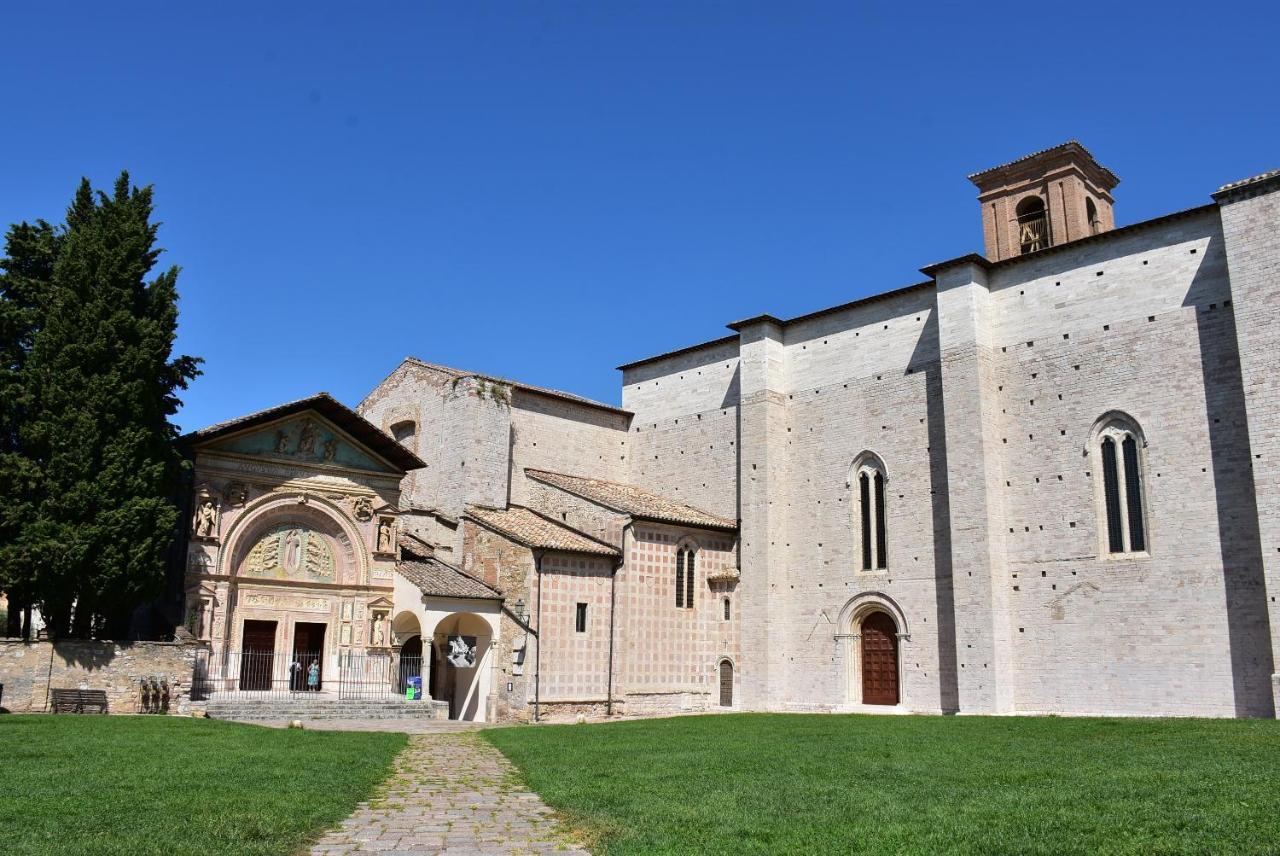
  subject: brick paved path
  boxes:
[310,732,590,855]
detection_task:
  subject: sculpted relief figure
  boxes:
[284,529,303,572]
[352,496,373,522]
[297,420,317,455]
[322,438,338,462]
[195,499,218,538]
[274,430,290,454]
[377,518,394,553]
[372,614,386,647]
[224,482,248,507]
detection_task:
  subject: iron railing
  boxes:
[191,649,423,701]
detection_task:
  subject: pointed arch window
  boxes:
[1093,414,1148,555]
[852,454,888,571]
[675,545,696,609]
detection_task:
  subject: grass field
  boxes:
[485,713,1280,855]
[0,715,405,856]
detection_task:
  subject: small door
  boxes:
[292,622,326,691]
[240,620,276,691]
[719,660,734,707]
[861,611,899,705]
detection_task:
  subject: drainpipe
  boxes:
[606,521,631,717]
[533,549,543,723]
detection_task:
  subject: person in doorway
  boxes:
[307,660,320,692]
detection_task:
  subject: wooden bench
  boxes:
[50,688,109,714]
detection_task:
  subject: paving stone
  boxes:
[309,733,589,855]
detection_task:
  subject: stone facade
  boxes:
[178,142,1278,723]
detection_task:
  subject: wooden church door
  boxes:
[861,612,899,705]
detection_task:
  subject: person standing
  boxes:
[307,660,320,692]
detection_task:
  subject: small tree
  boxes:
[0,174,200,638]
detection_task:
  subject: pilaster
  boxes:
[927,257,1014,713]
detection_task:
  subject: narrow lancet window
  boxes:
[1123,436,1145,552]
[1101,437,1124,553]
[853,454,888,572]
[874,472,888,570]
[675,549,685,608]
[686,550,696,608]
[859,473,872,571]
[1095,414,1149,556]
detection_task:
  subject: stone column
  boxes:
[928,256,1014,714]
[733,316,790,710]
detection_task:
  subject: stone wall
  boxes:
[0,639,206,715]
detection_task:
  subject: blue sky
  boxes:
[3,2,1276,431]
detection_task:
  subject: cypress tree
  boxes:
[0,174,200,638]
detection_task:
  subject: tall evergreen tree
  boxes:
[0,219,59,637]
[0,174,200,638]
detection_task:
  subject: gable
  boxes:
[203,412,397,473]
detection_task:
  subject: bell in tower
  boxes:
[969,141,1119,262]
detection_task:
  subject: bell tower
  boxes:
[969,141,1119,262]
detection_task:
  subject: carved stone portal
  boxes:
[241,524,337,582]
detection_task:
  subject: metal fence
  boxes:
[192,649,422,701]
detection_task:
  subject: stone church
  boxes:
[181,142,1280,721]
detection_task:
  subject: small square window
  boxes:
[575,603,587,633]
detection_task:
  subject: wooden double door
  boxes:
[861,611,899,705]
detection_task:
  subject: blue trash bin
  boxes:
[406,676,422,701]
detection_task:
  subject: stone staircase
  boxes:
[204,696,449,723]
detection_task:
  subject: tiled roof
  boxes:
[403,358,632,417]
[465,505,620,556]
[967,140,1118,187]
[183,392,426,472]
[525,469,737,531]
[1215,168,1280,196]
[396,557,503,601]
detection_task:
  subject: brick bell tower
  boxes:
[969,141,1120,262]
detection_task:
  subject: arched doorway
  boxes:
[431,612,492,721]
[861,611,899,705]
[718,660,734,708]
[398,635,423,696]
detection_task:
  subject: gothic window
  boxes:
[1017,196,1050,254]
[390,420,416,450]
[1093,414,1148,555]
[675,545,696,609]
[1086,198,1100,235]
[852,454,888,571]
[723,597,731,621]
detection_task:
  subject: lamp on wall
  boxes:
[513,597,528,624]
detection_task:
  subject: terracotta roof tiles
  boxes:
[525,469,737,531]
[465,505,620,556]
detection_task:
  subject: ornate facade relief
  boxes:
[224,481,248,508]
[193,484,220,540]
[352,496,374,522]
[375,516,396,554]
[241,524,337,582]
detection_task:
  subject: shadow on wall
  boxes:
[910,310,960,714]
[1185,234,1275,717]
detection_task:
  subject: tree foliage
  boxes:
[0,174,200,638]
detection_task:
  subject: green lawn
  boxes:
[0,715,405,856]
[485,713,1280,855]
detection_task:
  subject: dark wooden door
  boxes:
[861,612,899,705]
[292,622,326,690]
[240,620,276,691]
[719,661,733,707]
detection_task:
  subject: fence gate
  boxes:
[337,650,423,699]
